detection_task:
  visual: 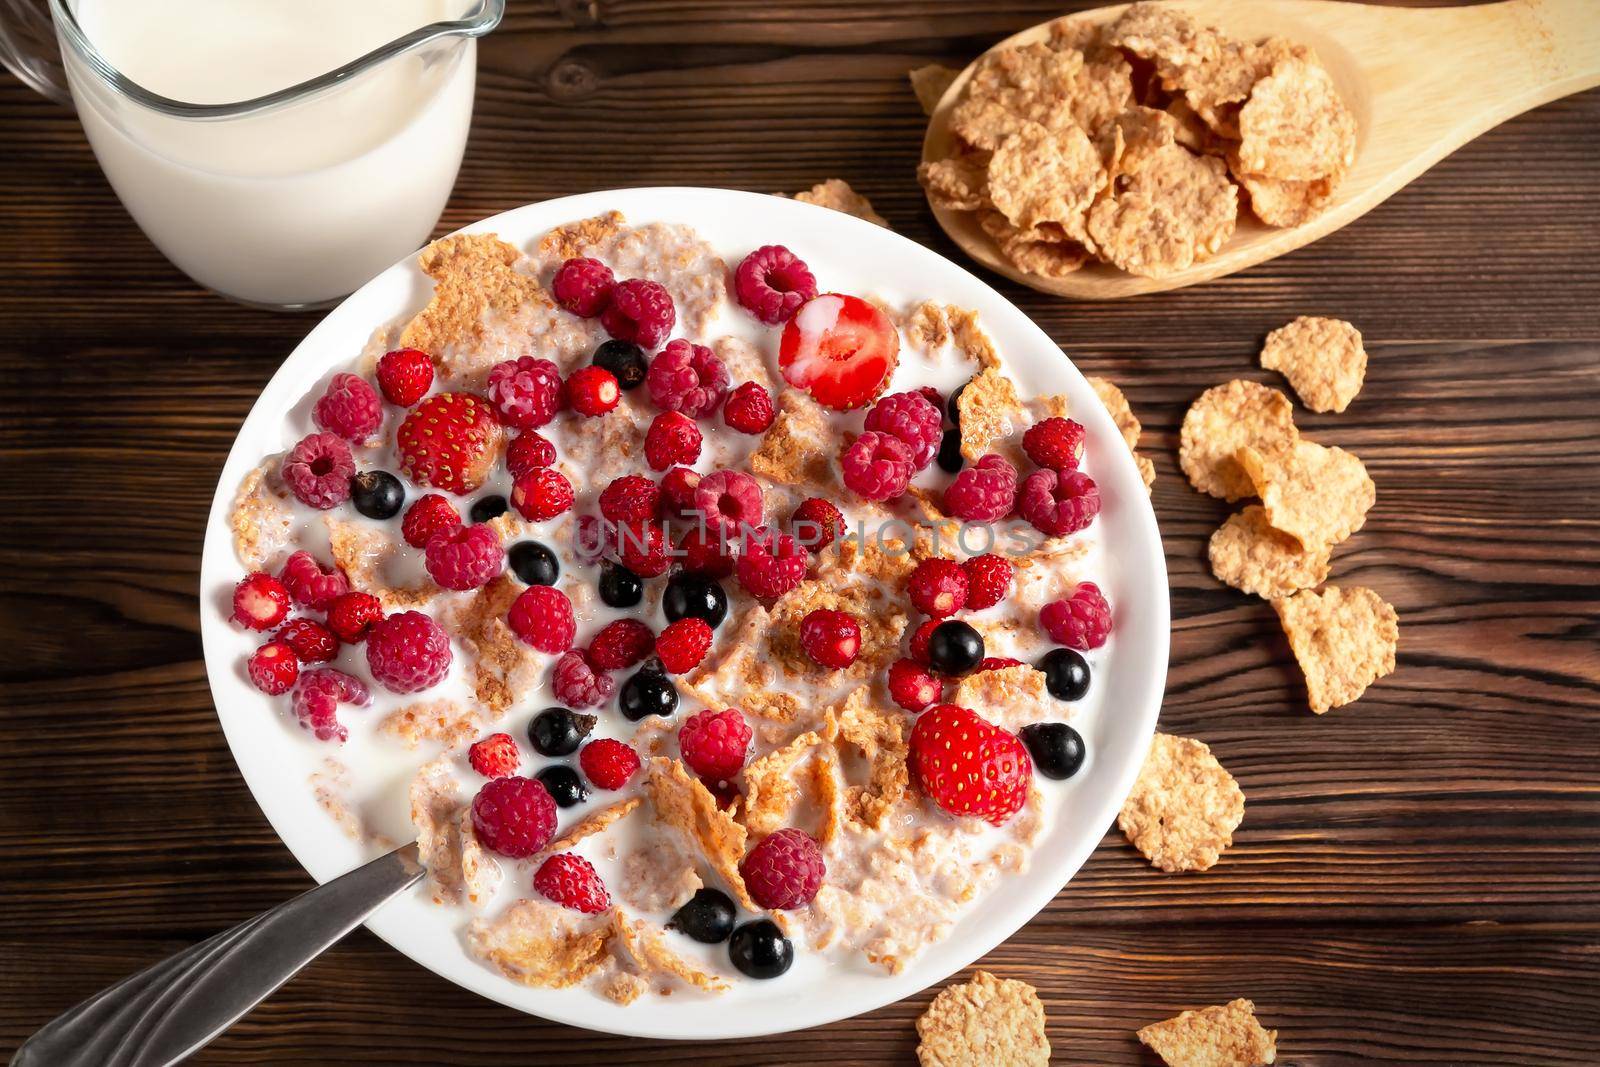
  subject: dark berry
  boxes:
[469,494,509,523]
[728,919,793,979]
[528,707,596,757]
[1020,722,1086,780]
[927,620,984,675]
[663,573,728,629]
[535,764,589,808]
[947,381,968,423]
[936,428,964,473]
[599,563,644,608]
[508,541,559,586]
[620,668,678,721]
[668,887,737,944]
[350,470,404,520]
[1039,647,1091,701]
[592,339,649,391]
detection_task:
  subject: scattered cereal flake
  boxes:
[810,747,843,848]
[712,335,775,396]
[1274,585,1398,714]
[534,211,626,264]
[957,365,1027,463]
[945,306,1003,371]
[949,93,1036,153]
[456,808,502,906]
[1231,164,1336,228]
[1118,733,1245,872]
[790,179,889,228]
[437,575,541,715]
[611,910,729,994]
[979,210,1092,278]
[1209,506,1331,600]
[987,121,1105,233]
[1259,316,1366,413]
[379,699,483,751]
[619,840,703,914]
[1069,52,1137,136]
[1181,37,1308,138]
[1237,55,1356,182]
[230,458,294,572]
[915,970,1050,1067]
[409,758,469,905]
[910,63,962,115]
[310,759,391,847]
[326,516,439,609]
[1085,142,1237,278]
[750,390,835,488]
[1138,998,1278,1067]
[952,665,1054,732]
[466,898,613,988]
[1034,392,1071,420]
[919,155,992,212]
[1178,380,1298,501]
[904,301,953,351]
[642,757,757,912]
[741,730,824,839]
[1236,439,1374,550]
[1106,3,1221,74]
[541,797,643,856]
[742,690,804,724]
[828,690,912,830]
[578,221,729,337]
[972,42,1085,97]
[400,233,550,362]
[1087,375,1141,450]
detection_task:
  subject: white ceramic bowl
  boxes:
[198,187,1168,1040]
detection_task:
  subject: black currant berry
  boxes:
[728,919,793,979]
[668,888,737,944]
[1019,722,1086,781]
[1039,647,1091,701]
[620,668,678,721]
[599,563,644,608]
[508,541,559,586]
[528,707,596,757]
[927,620,984,675]
[663,573,728,628]
[350,470,404,520]
[592,339,648,391]
[535,764,589,808]
[469,494,509,523]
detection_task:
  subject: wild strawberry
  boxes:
[722,381,775,434]
[533,852,611,913]
[887,658,940,712]
[511,467,575,522]
[799,609,861,670]
[565,365,621,417]
[655,617,712,674]
[376,348,434,407]
[395,393,503,495]
[232,572,290,631]
[962,554,1014,611]
[326,591,384,644]
[791,497,845,553]
[907,558,968,618]
[909,704,1032,825]
[579,738,641,790]
[468,733,520,778]
[247,639,299,695]
[400,494,461,549]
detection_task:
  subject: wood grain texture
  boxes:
[1,1,1598,1063]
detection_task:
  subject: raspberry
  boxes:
[840,430,913,501]
[365,610,452,693]
[864,390,942,470]
[468,733,520,778]
[282,432,355,509]
[791,497,845,553]
[723,381,775,434]
[574,513,613,567]
[977,657,1024,671]
[599,475,661,524]
[424,522,505,590]
[580,738,641,790]
[655,617,712,674]
[916,385,944,412]
[396,393,503,494]
[675,524,735,579]
[659,466,701,517]
[601,278,676,349]
[735,526,807,599]
[646,338,729,418]
[511,467,575,522]
[326,591,384,644]
[401,494,462,549]
[644,410,702,471]
[1019,468,1102,537]
[677,707,750,781]
[505,432,557,477]
[290,668,369,744]
[1023,416,1087,471]
[1041,581,1113,650]
[508,585,575,654]
[471,776,557,858]
[963,554,1014,611]
[376,348,433,407]
[588,618,655,670]
[887,658,941,712]
[943,453,1018,522]
[615,519,670,578]
[551,649,616,708]
[910,704,1031,825]
[907,558,969,618]
[909,619,939,665]
[692,470,763,540]
[312,372,383,443]
[799,609,862,669]
[278,551,349,611]
[551,257,616,318]
[739,828,824,909]
[486,357,563,430]
[276,618,339,663]
[533,852,611,913]
[734,245,819,325]
[232,572,290,631]
[247,640,300,695]
[565,365,620,417]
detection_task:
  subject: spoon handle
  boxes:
[10,842,425,1067]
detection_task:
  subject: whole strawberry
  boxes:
[395,392,503,494]
[909,704,1032,825]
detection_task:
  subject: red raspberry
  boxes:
[735,526,807,599]
[533,852,611,913]
[887,658,940,712]
[312,373,383,443]
[910,704,1031,825]
[676,525,735,579]
[655,617,713,674]
[907,558,969,618]
[601,278,676,349]
[485,357,563,430]
[1041,581,1112,650]
[1023,416,1087,471]
[791,497,845,553]
[909,619,939,665]
[739,828,824,909]
[505,432,556,477]
[599,475,661,524]
[396,393,503,494]
[279,551,349,611]
[471,776,557,858]
[1019,469,1101,537]
[677,707,750,781]
[565,365,620,417]
[916,385,944,412]
[840,431,913,501]
[424,522,505,590]
[276,618,339,663]
[290,668,369,744]
[963,554,1014,611]
[734,245,819,326]
[799,609,862,669]
[616,519,670,577]
[247,639,299,695]
[944,453,1018,522]
[588,618,655,670]
[365,610,452,693]
[551,649,616,708]
[511,467,575,522]
[326,591,384,643]
[977,657,1024,672]
[508,585,575,653]
[580,738,641,790]
[659,466,701,516]
[722,381,775,434]
[644,410,702,471]
[468,732,520,778]
[646,338,729,418]
[232,572,290,631]
[692,470,763,539]
[552,257,616,318]
[281,432,355,509]
[864,390,942,470]
[376,348,433,408]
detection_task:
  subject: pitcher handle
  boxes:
[0,0,71,105]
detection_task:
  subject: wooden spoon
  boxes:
[922,0,1600,300]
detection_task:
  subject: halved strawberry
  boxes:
[395,392,503,495]
[778,293,899,411]
[909,704,1032,825]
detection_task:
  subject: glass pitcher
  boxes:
[0,0,504,310]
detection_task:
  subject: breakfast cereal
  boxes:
[1259,315,1367,413]
[1274,586,1399,714]
[1119,733,1244,872]
[1179,380,1299,501]
[1208,506,1331,600]
[1138,998,1278,1066]
[916,970,1050,1067]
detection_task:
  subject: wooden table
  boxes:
[2,1,1597,1062]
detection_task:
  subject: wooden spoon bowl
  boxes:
[922,0,1600,300]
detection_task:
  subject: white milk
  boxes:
[63,0,477,307]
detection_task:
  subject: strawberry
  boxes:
[909,704,1032,825]
[532,852,611,914]
[395,392,503,495]
[778,293,899,411]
